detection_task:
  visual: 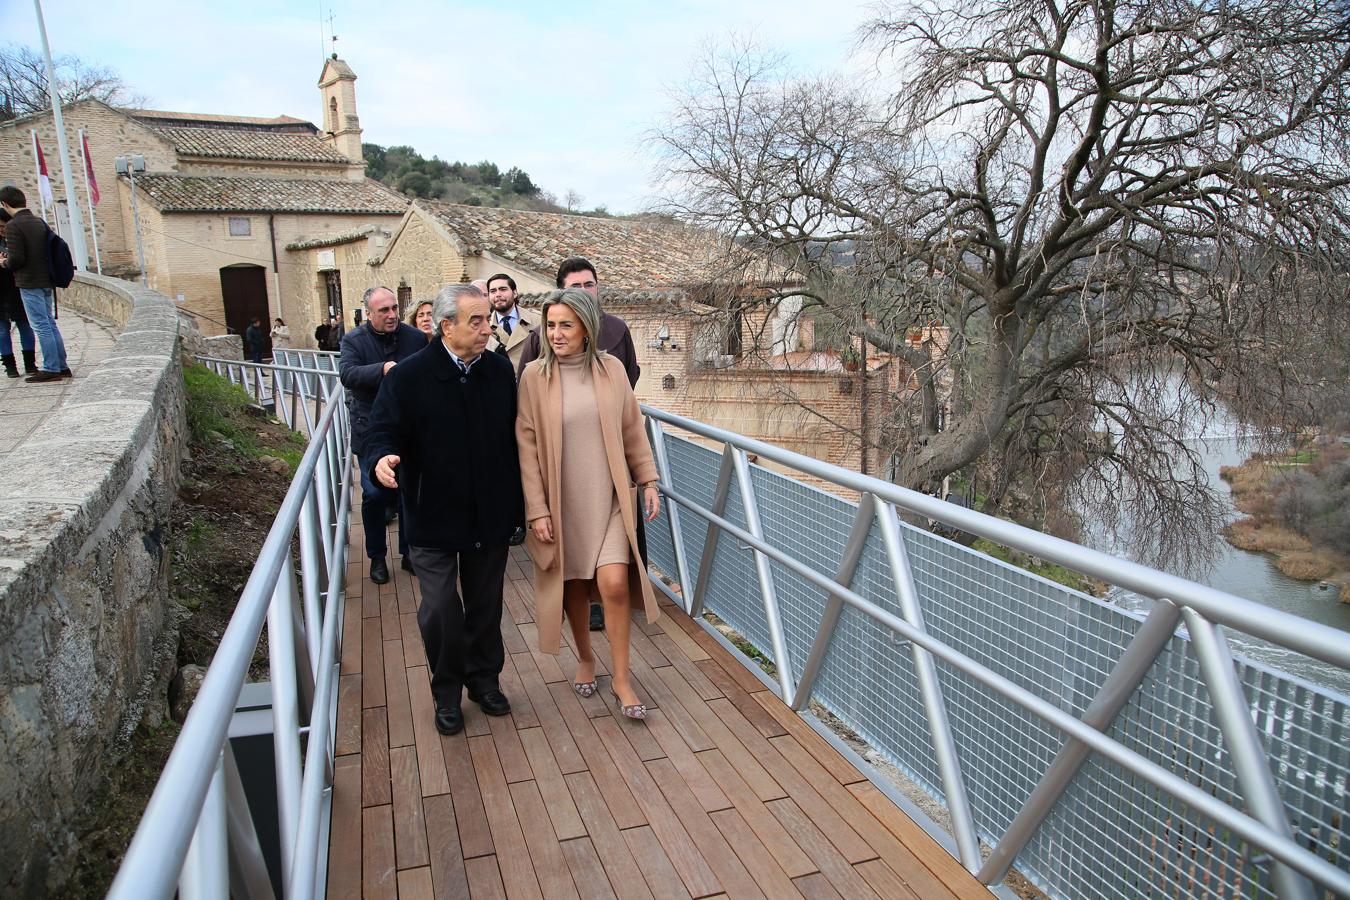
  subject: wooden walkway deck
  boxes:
[327,501,991,899]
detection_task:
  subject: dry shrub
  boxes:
[1341,583,1350,604]
[1224,518,1264,551]
[1277,551,1333,581]
[1258,525,1314,553]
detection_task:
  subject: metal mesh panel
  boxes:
[651,424,1350,900]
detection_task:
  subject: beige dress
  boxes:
[558,353,631,580]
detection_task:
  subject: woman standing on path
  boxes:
[516,288,661,719]
[270,317,291,350]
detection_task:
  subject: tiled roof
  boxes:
[149,126,350,163]
[285,225,380,251]
[133,174,409,214]
[127,109,313,129]
[419,202,782,290]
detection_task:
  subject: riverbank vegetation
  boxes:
[1221,441,1350,602]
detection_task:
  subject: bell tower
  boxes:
[318,54,364,169]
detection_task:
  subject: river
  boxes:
[1108,434,1350,696]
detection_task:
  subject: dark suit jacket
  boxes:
[3,209,52,289]
[517,312,640,387]
[364,344,524,550]
[338,321,428,455]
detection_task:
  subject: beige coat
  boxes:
[517,352,660,654]
[489,307,538,372]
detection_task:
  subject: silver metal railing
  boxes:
[107,356,351,900]
[640,407,1350,900]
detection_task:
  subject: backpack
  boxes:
[45,227,75,288]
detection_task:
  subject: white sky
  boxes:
[2,0,880,214]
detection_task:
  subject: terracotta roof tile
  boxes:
[148,126,349,163]
[133,174,409,214]
[127,109,313,128]
[420,201,781,290]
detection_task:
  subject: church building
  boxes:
[0,55,408,350]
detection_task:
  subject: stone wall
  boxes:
[0,273,187,896]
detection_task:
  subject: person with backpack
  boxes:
[0,186,71,382]
[0,210,37,378]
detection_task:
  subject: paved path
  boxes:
[326,495,991,900]
[0,310,118,458]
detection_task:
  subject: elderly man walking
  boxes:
[0,186,70,382]
[339,286,426,584]
[367,284,523,735]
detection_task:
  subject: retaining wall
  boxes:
[0,273,187,896]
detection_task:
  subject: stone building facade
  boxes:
[0,55,407,346]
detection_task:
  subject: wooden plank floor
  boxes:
[327,496,991,899]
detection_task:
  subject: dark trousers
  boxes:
[359,454,406,560]
[410,543,508,709]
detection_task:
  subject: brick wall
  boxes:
[0,101,177,271]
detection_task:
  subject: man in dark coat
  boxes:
[339,286,427,585]
[517,255,644,630]
[367,284,523,735]
[0,210,36,378]
[0,186,69,382]
[244,317,264,363]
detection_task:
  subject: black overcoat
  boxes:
[364,343,524,551]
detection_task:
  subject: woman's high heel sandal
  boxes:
[611,690,647,720]
[572,680,597,698]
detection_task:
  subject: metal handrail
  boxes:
[108,357,351,900]
[640,405,1350,900]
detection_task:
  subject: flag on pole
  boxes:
[81,131,100,206]
[32,132,55,212]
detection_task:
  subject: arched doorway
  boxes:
[220,264,270,357]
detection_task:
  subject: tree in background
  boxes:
[652,2,1350,567]
[0,44,146,120]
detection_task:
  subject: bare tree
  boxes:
[563,189,584,212]
[651,3,1350,567]
[0,44,147,121]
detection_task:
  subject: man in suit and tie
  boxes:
[485,273,537,371]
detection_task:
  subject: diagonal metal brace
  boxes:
[792,493,876,710]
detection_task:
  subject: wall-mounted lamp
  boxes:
[647,324,680,351]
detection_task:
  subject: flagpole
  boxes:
[32,0,89,271]
[78,129,102,274]
[30,130,48,221]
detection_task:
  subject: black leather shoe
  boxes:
[24,370,63,383]
[370,558,390,584]
[589,602,605,631]
[509,525,526,546]
[467,688,511,717]
[434,705,464,735]
[400,556,415,574]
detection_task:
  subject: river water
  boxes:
[1109,434,1350,696]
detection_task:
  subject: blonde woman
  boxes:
[516,288,660,719]
[405,299,435,340]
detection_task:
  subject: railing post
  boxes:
[730,447,796,700]
[1182,609,1315,900]
[792,492,875,710]
[178,751,227,900]
[978,598,1185,884]
[646,416,694,612]
[875,500,982,873]
[268,555,304,886]
[690,447,736,619]
[298,490,325,677]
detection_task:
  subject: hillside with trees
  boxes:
[363,142,610,215]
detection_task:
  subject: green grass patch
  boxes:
[183,364,307,470]
[972,538,1099,594]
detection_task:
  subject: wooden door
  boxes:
[220,265,271,357]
